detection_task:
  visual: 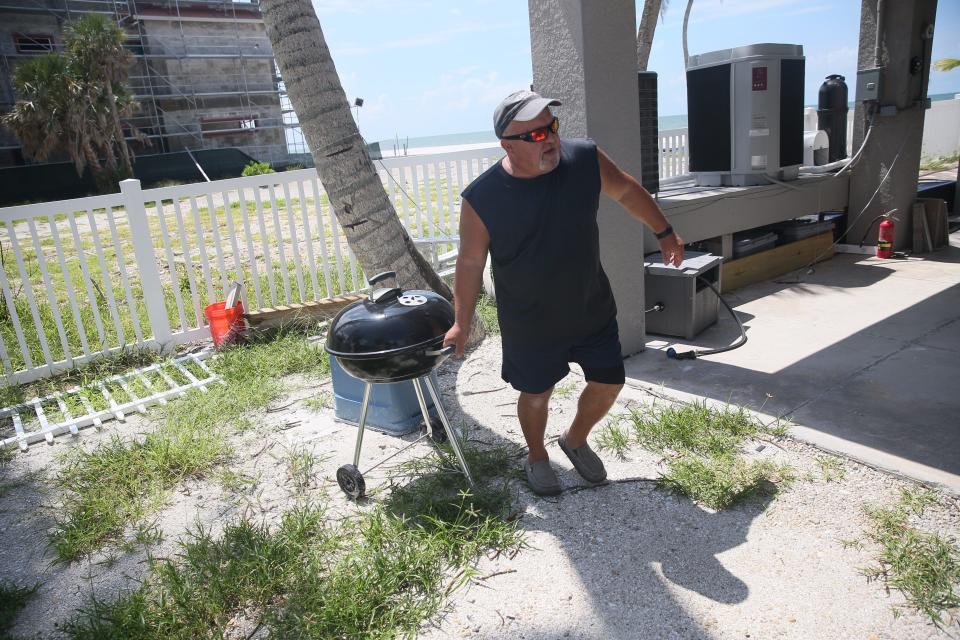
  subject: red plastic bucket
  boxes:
[204,301,246,347]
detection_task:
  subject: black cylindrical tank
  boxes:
[817,75,848,162]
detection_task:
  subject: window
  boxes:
[13,34,54,54]
[200,115,258,137]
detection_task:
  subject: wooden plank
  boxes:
[721,231,835,292]
[917,198,950,250]
[245,294,364,331]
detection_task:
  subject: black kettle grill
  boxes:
[325,271,474,499]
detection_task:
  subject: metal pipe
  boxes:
[874,0,885,68]
[352,381,371,468]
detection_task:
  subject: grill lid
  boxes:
[325,272,454,360]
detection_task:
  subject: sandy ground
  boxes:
[1,336,958,639]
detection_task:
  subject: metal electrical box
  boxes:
[644,252,723,340]
[855,67,883,102]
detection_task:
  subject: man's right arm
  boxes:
[444,199,490,356]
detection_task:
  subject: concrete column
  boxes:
[848,0,938,250]
[528,0,647,355]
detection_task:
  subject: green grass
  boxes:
[48,331,330,561]
[475,294,499,335]
[659,455,794,511]
[919,153,959,172]
[0,347,160,410]
[61,447,523,639]
[593,400,792,509]
[553,382,577,399]
[0,580,38,639]
[302,392,330,412]
[815,455,846,482]
[593,416,631,460]
[284,446,324,493]
[861,487,960,627]
[627,401,764,458]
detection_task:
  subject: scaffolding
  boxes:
[0,0,305,167]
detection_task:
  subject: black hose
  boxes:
[666,276,748,360]
[857,214,887,248]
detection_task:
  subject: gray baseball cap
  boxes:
[493,90,562,138]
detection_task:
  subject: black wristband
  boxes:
[654,224,674,240]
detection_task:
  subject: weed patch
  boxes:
[553,382,577,399]
[815,456,846,483]
[62,447,523,639]
[594,416,631,460]
[861,487,960,627]
[49,331,330,561]
[475,294,499,335]
[660,455,794,511]
[594,400,792,509]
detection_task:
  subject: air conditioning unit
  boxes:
[686,43,805,186]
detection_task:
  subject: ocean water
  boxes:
[376,114,690,152]
[372,91,958,153]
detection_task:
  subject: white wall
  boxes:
[920,96,960,159]
[805,97,960,160]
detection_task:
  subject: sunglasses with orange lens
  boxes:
[500,117,560,142]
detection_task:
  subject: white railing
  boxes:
[1,135,701,387]
[659,128,689,180]
[0,146,505,386]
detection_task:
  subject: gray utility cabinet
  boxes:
[643,251,723,340]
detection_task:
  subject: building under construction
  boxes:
[0,0,303,175]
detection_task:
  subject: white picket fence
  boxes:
[0,130,696,387]
[0,146,506,386]
[658,128,689,180]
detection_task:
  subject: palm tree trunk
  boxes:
[81,139,104,176]
[259,0,451,298]
[682,0,693,67]
[637,0,662,71]
[106,81,134,175]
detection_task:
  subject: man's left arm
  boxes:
[597,147,684,267]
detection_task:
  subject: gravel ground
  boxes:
[1,336,957,639]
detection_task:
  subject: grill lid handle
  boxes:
[368,271,396,286]
[371,287,402,304]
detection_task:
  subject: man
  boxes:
[444,90,683,496]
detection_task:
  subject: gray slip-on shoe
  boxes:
[523,458,562,496]
[558,435,607,483]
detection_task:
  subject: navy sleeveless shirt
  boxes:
[462,138,617,349]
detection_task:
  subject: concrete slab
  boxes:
[624,232,960,492]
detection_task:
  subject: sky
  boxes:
[309,0,960,142]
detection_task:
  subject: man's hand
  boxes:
[444,323,469,357]
[659,232,685,267]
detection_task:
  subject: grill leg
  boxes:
[412,376,435,440]
[421,376,475,488]
[353,381,372,468]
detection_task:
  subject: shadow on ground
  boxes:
[626,245,960,480]
[417,348,780,639]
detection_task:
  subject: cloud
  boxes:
[420,68,526,112]
[332,22,505,56]
[659,0,814,28]
[806,45,858,70]
[312,0,433,16]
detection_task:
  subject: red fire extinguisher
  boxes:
[877,217,894,259]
